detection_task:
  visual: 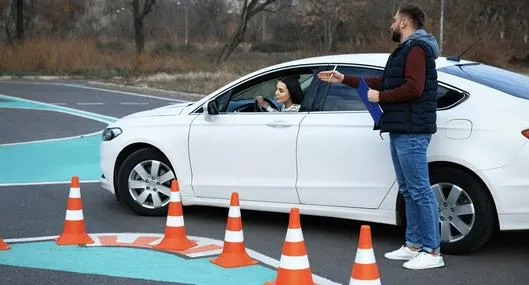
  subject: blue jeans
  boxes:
[390,133,440,254]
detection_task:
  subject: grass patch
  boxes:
[1,37,528,94]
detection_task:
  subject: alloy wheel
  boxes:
[432,182,476,243]
[127,160,175,209]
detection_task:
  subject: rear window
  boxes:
[438,64,529,100]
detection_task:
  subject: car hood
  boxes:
[120,102,194,119]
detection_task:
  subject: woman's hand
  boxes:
[318,70,344,84]
[256,96,270,109]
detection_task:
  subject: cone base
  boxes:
[0,240,9,251]
[265,268,317,285]
[211,251,258,268]
[265,281,317,285]
[153,238,197,251]
[56,233,94,246]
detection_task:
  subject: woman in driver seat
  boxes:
[256,75,304,112]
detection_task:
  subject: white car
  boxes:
[99,53,529,254]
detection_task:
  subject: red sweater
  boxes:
[342,46,427,103]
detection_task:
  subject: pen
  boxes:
[328,64,337,83]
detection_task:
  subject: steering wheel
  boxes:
[254,97,279,112]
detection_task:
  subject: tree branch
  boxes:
[248,0,275,18]
[139,0,155,19]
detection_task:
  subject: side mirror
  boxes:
[204,100,219,119]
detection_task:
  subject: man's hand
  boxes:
[368,89,380,103]
[317,70,344,84]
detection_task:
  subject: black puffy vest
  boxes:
[377,39,438,134]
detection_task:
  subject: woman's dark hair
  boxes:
[279,75,304,104]
[397,3,425,29]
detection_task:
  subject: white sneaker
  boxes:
[403,252,445,270]
[384,246,420,260]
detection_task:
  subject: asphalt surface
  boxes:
[0,108,106,144]
[0,81,184,118]
[1,81,528,285]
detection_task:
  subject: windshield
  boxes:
[438,64,529,100]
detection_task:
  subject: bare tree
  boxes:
[192,0,229,43]
[0,0,13,44]
[15,0,23,42]
[132,0,155,54]
[217,0,276,63]
[297,0,365,52]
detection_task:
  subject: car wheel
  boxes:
[117,147,175,216]
[430,166,496,254]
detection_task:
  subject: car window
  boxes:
[439,64,529,101]
[222,67,321,113]
[230,79,277,103]
[314,66,384,112]
[437,85,467,109]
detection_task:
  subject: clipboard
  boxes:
[357,78,383,127]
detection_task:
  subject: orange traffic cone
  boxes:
[211,192,257,268]
[154,180,197,251]
[56,176,94,245]
[349,225,381,285]
[0,237,9,250]
[266,207,316,285]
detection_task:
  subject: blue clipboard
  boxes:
[357,78,383,127]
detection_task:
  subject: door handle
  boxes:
[266,121,292,128]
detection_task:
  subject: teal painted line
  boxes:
[0,134,102,184]
[0,241,277,285]
[0,94,117,124]
[0,94,118,184]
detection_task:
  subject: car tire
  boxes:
[429,166,496,254]
[117,147,175,216]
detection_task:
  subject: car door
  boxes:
[296,65,397,208]
[188,66,321,203]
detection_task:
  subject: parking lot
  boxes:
[1,81,528,285]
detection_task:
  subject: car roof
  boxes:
[268,53,478,70]
[201,53,479,100]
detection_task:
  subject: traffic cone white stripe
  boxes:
[65,210,84,221]
[228,206,241,218]
[224,230,244,242]
[279,255,310,270]
[349,278,381,285]
[170,194,181,202]
[69,188,81,198]
[285,228,304,242]
[166,216,185,227]
[354,248,376,264]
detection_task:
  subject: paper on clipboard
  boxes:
[357,78,383,126]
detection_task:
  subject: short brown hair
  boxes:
[397,3,425,29]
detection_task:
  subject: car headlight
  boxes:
[102,127,123,141]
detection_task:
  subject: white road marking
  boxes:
[0,130,104,147]
[0,94,116,124]
[0,180,100,187]
[56,83,190,102]
[0,81,193,102]
[77,102,104,105]
[116,233,141,244]
[119,102,149,105]
[50,102,150,106]
[4,233,341,285]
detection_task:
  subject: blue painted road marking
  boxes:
[0,94,116,185]
[0,134,102,184]
[0,241,276,284]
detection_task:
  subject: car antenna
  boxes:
[447,37,482,62]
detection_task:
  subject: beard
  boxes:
[391,30,401,42]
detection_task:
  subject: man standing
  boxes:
[318,3,444,270]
